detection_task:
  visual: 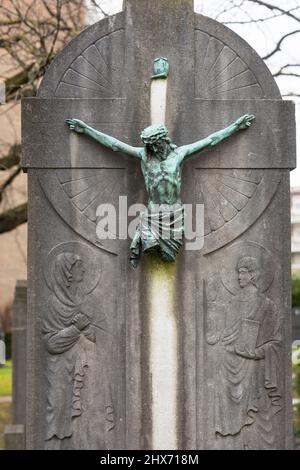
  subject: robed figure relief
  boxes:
[205,250,282,449]
[66,113,255,266]
[42,242,114,449]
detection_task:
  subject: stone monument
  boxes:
[22,0,296,449]
[4,280,28,450]
[11,280,27,427]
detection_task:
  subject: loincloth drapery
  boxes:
[130,205,184,267]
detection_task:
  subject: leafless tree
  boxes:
[0,0,108,234]
[0,301,12,333]
[198,0,300,95]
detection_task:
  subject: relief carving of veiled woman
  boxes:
[42,242,113,449]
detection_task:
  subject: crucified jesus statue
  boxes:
[66,114,255,266]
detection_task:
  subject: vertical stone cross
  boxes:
[22,0,295,450]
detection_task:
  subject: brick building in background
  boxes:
[0,0,89,313]
[0,57,26,313]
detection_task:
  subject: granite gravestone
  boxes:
[4,280,27,450]
[11,280,27,427]
[4,425,25,451]
[22,0,296,449]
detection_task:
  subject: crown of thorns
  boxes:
[140,125,169,143]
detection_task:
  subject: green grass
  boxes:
[0,360,12,397]
[0,402,12,450]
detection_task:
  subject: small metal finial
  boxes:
[152,57,169,79]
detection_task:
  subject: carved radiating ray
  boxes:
[197,170,262,236]
[218,174,257,197]
[201,181,225,231]
[61,69,107,92]
[209,70,256,94]
[56,169,122,224]
[195,30,263,98]
[62,176,108,198]
[70,174,116,212]
[197,185,211,235]
[207,58,248,91]
[71,56,111,91]
[213,189,238,222]
[55,30,124,98]
[195,31,210,79]
[82,45,112,87]
[95,37,111,70]
[214,181,249,211]
[206,48,237,83]
[204,180,236,224]
[57,169,100,183]
[220,169,262,184]
[83,178,121,222]
[201,37,224,78]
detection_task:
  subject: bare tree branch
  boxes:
[224,6,300,24]
[0,166,21,203]
[0,202,27,233]
[0,144,21,171]
[273,64,300,77]
[262,29,300,60]
[247,0,300,22]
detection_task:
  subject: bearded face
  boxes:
[141,125,171,160]
[147,138,169,159]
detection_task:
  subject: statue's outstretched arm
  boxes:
[66,119,143,159]
[179,114,255,160]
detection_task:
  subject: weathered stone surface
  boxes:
[22,0,295,449]
[11,280,27,428]
[22,99,295,169]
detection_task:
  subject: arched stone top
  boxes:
[194,14,281,99]
[38,10,281,100]
[38,12,125,98]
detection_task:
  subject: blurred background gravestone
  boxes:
[4,424,25,451]
[293,308,300,341]
[4,280,27,450]
[11,280,27,427]
[22,0,296,449]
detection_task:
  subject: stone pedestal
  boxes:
[22,0,295,449]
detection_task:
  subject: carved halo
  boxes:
[220,241,276,295]
[44,241,102,295]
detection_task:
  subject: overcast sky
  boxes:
[87,0,300,187]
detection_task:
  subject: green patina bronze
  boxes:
[152,57,170,79]
[66,111,255,267]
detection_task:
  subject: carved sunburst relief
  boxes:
[200,170,261,233]
[54,29,125,98]
[57,169,121,224]
[39,168,122,255]
[38,13,280,256]
[195,31,263,99]
[195,169,281,254]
